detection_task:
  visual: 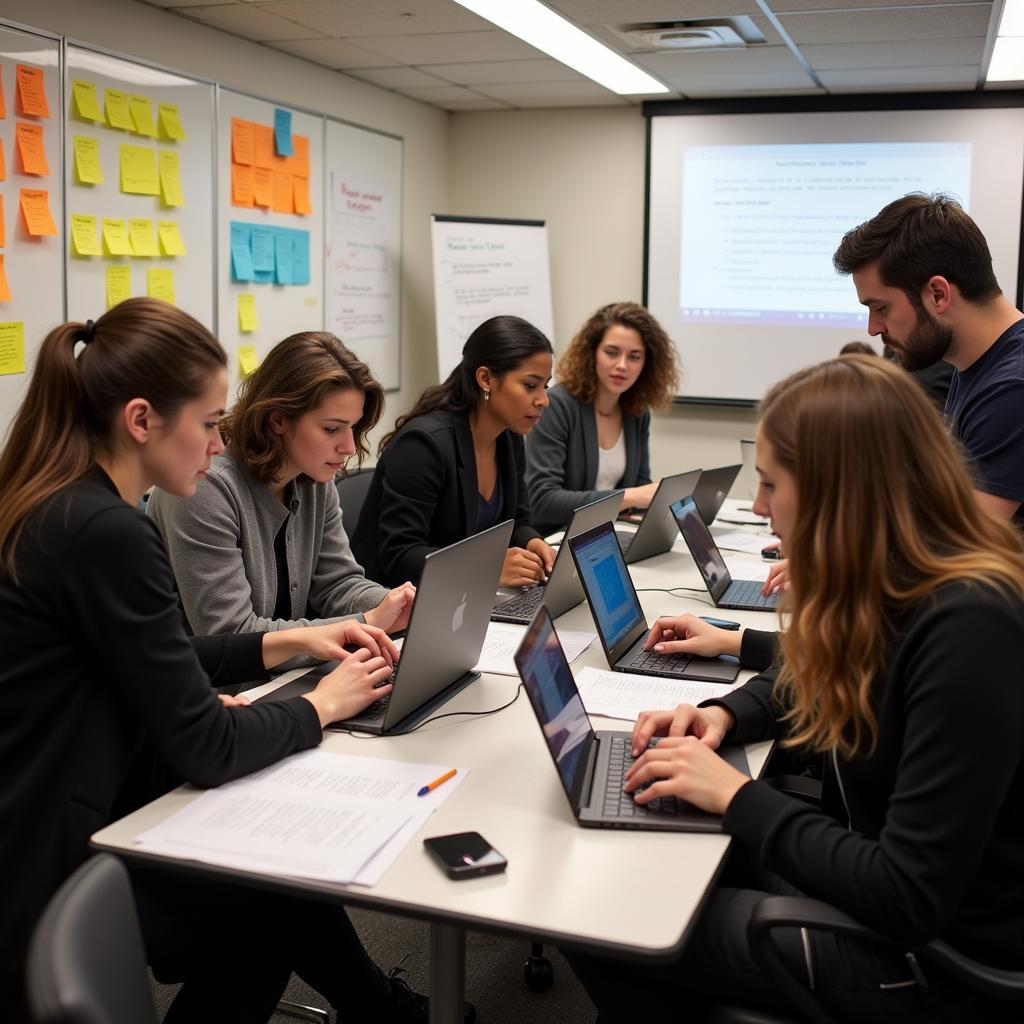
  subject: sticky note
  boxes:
[252,167,273,208]
[73,136,103,184]
[254,124,275,169]
[239,344,260,376]
[129,95,157,137]
[292,175,311,216]
[128,218,158,257]
[273,228,294,284]
[71,80,104,123]
[159,151,184,207]
[15,122,48,176]
[0,322,25,373]
[232,240,255,281]
[231,118,254,165]
[104,89,134,131]
[70,214,102,256]
[157,221,186,256]
[158,103,187,141]
[272,107,293,157]
[0,257,10,302]
[19,189,56,236]
[232,163,253,207]
[102,218,132,256]
[251,225,275,273]
[120,144,159,195]
[272,171,292,214]
[16,65,49,118]
[293,135,310,179]
[238,297,259,334]
[291,230,311,285]
[147,268,175,304]
[106,266,132,309]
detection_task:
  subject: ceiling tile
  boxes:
[771,0,986,9]
[474,80,623,102]
[818,64,980,87]
[636,45,804,75]
[439,99,516,111]
[346,66,454,89]
[264,36,397,67]
[804,38,985,70]
[661,68,818,91]
[256,0,493,38]
[397,84,493,103]
[351,30,547,64]
[180,4,320,41]
[424,59,588,86]
[685,84,826,98]
[139,0,236,8]
[777,5,991,44]
[546,0,762,21]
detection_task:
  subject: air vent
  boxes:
[610,17,765,52]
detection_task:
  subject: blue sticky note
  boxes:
[274,228,294,284]
[230,220,252,250]
[291,230,311,285]
[273,108,293,157]
[251,226,275,272]
[253,269,274,283]
[232,243,255,281]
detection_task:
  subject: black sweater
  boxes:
[706,584,1024,969]
[0,469,322,997]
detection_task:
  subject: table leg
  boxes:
[429,921,466,1024]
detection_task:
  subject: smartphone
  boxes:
[698,615,741,631]
[423,832,507,880]
[761,546,783,561]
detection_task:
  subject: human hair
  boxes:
[833,193,1001,307]
[380,315,552,451]
[220,331,384,485]
[761,354,1024,759]
[557,302,679,418]
[839,341,876,356]
[0,298,226,580]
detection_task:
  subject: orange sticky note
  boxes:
[16,122,48,176]
[19,189,57,236]
[0,256,10,302]
[293,175,311,215]
[293,135,310,179]
[253,167,273,208]
[272,170,292,213]
[231,117,254,165]
[254,124,275,169]
[16,65,49,118]
[232,163,253,207]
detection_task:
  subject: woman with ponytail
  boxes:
[352,315,555,587]
[0,300,456,1023]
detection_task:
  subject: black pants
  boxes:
[133,866,393,1024]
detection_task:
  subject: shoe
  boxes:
[385,965,477,1024]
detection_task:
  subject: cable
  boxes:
[634,587,715,606]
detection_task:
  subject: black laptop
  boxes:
[616,469,702,564]
[514,605,750,832]
[692,464,742,526]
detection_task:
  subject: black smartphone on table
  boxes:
[423,832,507,880]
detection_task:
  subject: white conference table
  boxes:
[92,501,781,1023]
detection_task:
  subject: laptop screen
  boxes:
[569,524,644,652]
[693,464,741,525]
[670,495,732,600]
[514,608,593,800]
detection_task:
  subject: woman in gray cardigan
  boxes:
[149,332,414,656]
[525,302,679,536]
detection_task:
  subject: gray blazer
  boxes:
[148,451,388,658]
[525,384,651,536]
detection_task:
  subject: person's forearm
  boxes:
[261,629,312,669]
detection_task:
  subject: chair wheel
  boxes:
[524,954,554,991]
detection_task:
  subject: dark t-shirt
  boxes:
[946,318,1024,522]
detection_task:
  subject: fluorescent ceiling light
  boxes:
[451,0,669,95]
[997,0,1024,37]
[988,36,1024,81]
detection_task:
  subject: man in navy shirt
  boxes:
[834,194,1024,523]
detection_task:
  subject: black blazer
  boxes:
[352,409,541,587]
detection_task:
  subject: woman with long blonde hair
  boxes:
[567,355,1024,1022]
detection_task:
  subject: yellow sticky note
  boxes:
[70,213,102,256]
[238,343,260,375]
[0,321,25,373]
[16,65,49,118]
[0,257,11,303]
[146,268,175,304]
[106,265,132,309]
[238,296,259,334]
[158,150,184,207]
[73,136,103,185]
[158,103,186,141]
[19,189,57,236]
[72,80,104,123]
[157,220,186,256]
[104,89,134,131]
[102,218,132,256]
[15,122,48,176]
[129,95,157,137]
[128,218,158,257]
[120,144,159,196]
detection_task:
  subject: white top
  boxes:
[595,429,626,491]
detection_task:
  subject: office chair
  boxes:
[336,466,375,537]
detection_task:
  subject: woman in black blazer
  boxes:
[353,316,555,588]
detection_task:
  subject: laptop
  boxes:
[514,606,750,832]
[567,520,739,684]
[692,464,742,526]
[490,491,622,625]
[257,519,514,734]
[616,469,703,564]
[671,495,778,612]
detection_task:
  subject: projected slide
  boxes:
[679,142,971,329]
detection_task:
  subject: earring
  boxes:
[483,388,490,402]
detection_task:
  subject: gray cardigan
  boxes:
[148,451,388,651]
[524,384,651,535]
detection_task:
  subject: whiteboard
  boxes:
[0,24,63,445]
[217,88,324,396]
[64,45,214,331]
[431,215,554,380]
[325,118,402,391]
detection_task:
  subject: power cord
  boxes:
[635,587,714,605]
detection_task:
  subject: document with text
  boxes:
[575,666,732,722]
[475,621,595,676]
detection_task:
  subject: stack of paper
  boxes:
[575,666,732,722]
[474,621,595,676]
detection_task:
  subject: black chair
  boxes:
[336,466,375,537]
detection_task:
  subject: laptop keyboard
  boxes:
[491,587,543,621]
[723,579,778,609]
[602,734,682,818]
[624,648,692,675]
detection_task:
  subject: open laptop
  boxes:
[671,495,778,612]
[616,469,702,564]
[490,491,622,625]
[692,464,742,526]
[514,605,750,832]
[257,519,514,734]
[567,520,739,684]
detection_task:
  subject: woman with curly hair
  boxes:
[525,301,679,536]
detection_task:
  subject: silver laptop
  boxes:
[567,520,739,684]
[514,605,750,832]
[490,491,622,625]
[692,464,741,526]
[257,519,514,734]
[616,469,703,564]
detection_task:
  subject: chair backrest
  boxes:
[336,467,375,537]
[27,855,158,1024]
